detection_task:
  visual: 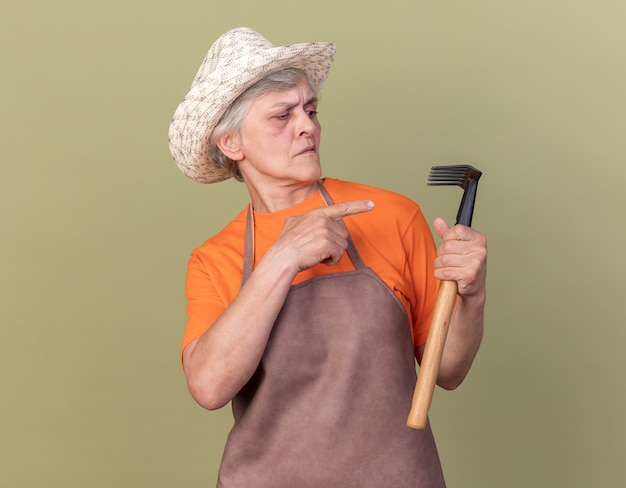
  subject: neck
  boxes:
[245,180,319,213]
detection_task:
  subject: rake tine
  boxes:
[427,165,482,190]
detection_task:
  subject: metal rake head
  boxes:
[427,164,483,227]
[427,164,482,189]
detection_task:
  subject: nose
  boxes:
[296,109,318,137]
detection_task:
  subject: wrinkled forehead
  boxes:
[250,79,318,110]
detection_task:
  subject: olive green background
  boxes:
[2,0,625,486]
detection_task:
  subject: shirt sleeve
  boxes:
[181,251,227,356]
[401,206,440,351]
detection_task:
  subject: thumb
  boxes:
[433,217,450,239]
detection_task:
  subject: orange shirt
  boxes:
[182,178,440,357]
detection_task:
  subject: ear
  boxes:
[215,132,244,161]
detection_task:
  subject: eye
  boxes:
[306,109,318,118]
[274,113,289,120]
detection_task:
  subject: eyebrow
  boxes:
[271,96,318,110]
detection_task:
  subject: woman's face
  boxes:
[234,79,322,192]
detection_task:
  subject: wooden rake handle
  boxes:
[407,279,458,429]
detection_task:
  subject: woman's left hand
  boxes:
[433,218,487,300]
[425,218,487,389]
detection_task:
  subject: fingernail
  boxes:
[366,200,375,208]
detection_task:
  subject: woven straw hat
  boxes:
[168,27,336,183]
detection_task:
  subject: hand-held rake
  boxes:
[407,165,482,430]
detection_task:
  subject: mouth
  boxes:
[296,145,317,156]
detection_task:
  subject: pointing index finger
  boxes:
[319,200,376,220]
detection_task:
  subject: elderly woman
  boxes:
[169,27,487,487]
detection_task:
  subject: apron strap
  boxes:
[316,181,366,271]
[241,180,365,288]
[241,204,255,288]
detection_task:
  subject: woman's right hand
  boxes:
[269,199,375,272]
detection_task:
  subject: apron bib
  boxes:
[217,183,445,487]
